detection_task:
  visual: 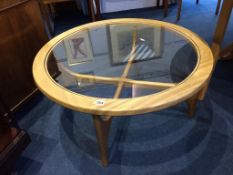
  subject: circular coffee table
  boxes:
[33,18,214,166]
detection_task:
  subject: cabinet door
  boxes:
[0,0,49,113]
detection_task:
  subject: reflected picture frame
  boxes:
[108,25,164,66]
[64,31,93,66]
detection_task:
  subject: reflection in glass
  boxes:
[109,24,163,65]
[63,31,93,65]
[47,22,198,99]
[120,84,162,98]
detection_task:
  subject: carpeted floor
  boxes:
[14,0,233,174]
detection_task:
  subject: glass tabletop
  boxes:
[47,22,198,99]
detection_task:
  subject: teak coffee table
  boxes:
[33,18,214,166]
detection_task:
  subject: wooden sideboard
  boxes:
[0,0,49,116]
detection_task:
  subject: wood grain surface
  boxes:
[33,18,214,116]
[0,0,49,115]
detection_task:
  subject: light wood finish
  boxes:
[33,18,214,117]
[93,31,137,166]
[199,0,233,100]
[212,0,233,52]
[197,42,221,100]
[187,92,199,117]
[211,0,233,62]
[93,115,111,166]
[94,30,138,139]
[211,43,221,61]
[33,18,214,167]
[58,63,176,89]
[212,0,233,61]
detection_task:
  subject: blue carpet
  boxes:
[14,0,233,174]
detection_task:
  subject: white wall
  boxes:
[101,0,162,13]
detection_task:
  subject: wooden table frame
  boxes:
[33,18,214,167]
[175,0,233,100]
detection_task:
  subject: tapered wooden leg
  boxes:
[198,83,209,101]
[200,0,233,99]
[198,43,220,100]
[213,0,233,45]
[177,0,182,21]
[215,0,222,15]
[163,0,168,18]
[93,115,112,167]
[187,93,198,117]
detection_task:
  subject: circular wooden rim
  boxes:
[33,18,214,116]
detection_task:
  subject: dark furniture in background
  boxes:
[0,96,31,175]
[41,0,76,36]
[212,0,233,61]
[162,0,184,20]
[163,0,222,21]
[0,0,49,117]
[42,0,101,35]
[87,0,101,21]
[0,116,31,175]
[215,0,222,15]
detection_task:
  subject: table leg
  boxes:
[199,0,233,100]
[198,82,210,101]
[92,115,112,166]
[187,93,198,117]
[197,43,220,100]
[212,0,233,46]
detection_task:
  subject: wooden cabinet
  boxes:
[0,115,31,175]
[0,0,49,116]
